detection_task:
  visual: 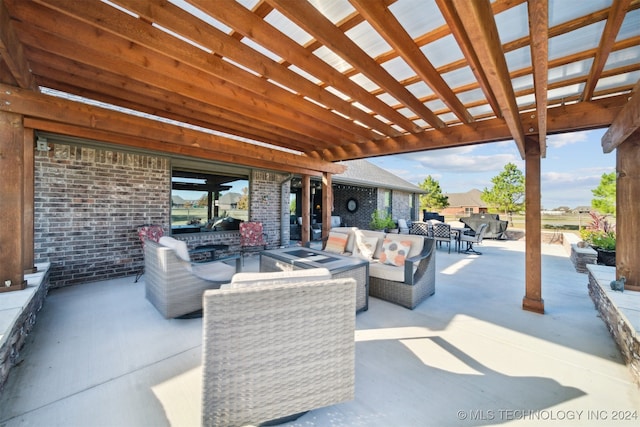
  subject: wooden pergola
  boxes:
[1,0,639,306]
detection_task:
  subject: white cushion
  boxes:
[222,268,332,289]
[192,261,236,282]
[159,236,191,262]
[353,235,378,261]
[369,260,418,283]
[358,230,386,259]
[331,227,357,253]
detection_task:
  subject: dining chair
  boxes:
[459,223,489,255]
[432,223,455,253]
[239,221,268,264]
[135,224,164,282]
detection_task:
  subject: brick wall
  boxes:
[34,140,286,288]
[35,142,171,288]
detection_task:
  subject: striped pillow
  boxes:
[325,231,348,254]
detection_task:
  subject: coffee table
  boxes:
[260,247,369,312]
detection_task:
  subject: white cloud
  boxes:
[547,131,589,148]
[412,150,520,173]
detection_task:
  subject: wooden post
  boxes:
[300,175,310,247]
[522,137,544,313]
[23,128,36,273]
[0,111,26,292]
[321,172,332,240]
[616,135,640,291]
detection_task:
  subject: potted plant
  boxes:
[580,212,616,266]
[370,210,396,232]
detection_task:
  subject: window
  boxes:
[465,207,474,215]
[171,168,249,233]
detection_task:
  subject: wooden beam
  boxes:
[321,172,332,241]
[189,0,421,133]
[435,0,501,118]
[527,0,549,157]
[0,0,36,89]
[523,136,544,313]
[582,0,631,101]
[266,0,445,129]
[0,111,26,291]
[0,83,345,174]
[602,79,640,153]
[615,135,640,291]
[351,0,473,124]
[301,175,311,247]
[451,0,526,157]
[317,93,629,160]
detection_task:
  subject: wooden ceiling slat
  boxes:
[451,0,526,158]
[190,0,421,134]
[582,0,632,102]
[36,0,379,146]
[351,0,473,124]
[266,0,445,129]
[0,0,36,89]
[11,7,346,150]
[527,0,549,157]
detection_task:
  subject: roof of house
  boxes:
[444,189,487,208]
[335,159,426,194]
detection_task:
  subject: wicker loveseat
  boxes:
[201,269,356,426]
[324,227,436,309]
[143,237,240,318]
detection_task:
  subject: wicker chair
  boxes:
[202,272,356,427]
[369,237,436,309]
[144,238,240,318]
[433,222,455,253]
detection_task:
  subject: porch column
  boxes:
[23,128,35,273]
[321,172,332,240]
[0,111,26,291]
[616,135,640,291]
[300,175,311,247]
[522,137,544,313]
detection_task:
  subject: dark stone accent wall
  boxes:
[333,185,377,229]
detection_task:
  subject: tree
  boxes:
[481,163,525,214]
[418,175,449,211]
[591,172,616,215]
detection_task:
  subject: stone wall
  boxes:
[587,265,640,386]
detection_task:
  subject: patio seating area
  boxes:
[1,239,638,426]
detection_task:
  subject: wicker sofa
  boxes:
[143,237,240,318]
[202,269,356,426]
[325,227,436,309]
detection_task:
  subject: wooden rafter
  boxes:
[451,0,526,158]
[582,0,632,101]
[190,0,421,134]
[266,0,446,130]
[0,0,36,89]
[351,0,473,124]
[527,0,548,158]
[36,0,378,146]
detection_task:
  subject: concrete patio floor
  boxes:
[1,239,638,426]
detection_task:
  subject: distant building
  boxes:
[440,189,488,216]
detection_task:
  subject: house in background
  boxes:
[290,159,426,238]
[441,189,488,217]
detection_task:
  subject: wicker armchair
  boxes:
[143,238,240,318]
[369,237,436,309]
[201,272,356,427]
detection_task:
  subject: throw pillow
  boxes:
[324,231,348,254]
[379,239,412,266]
[355,236,378,260]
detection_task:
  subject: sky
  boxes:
[366,128,615,210]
